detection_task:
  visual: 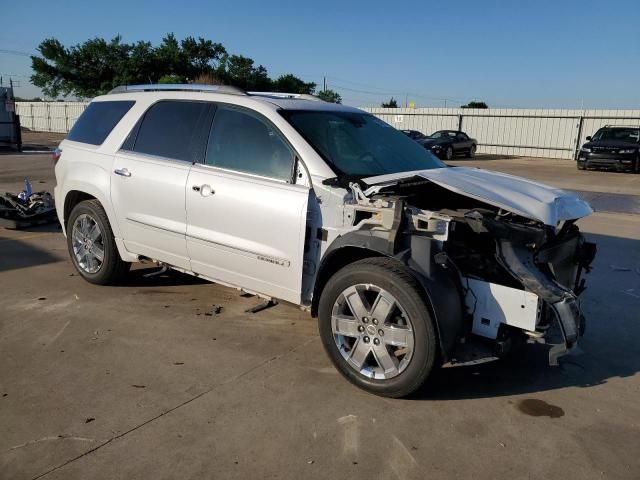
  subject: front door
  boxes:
[185,105,309,304]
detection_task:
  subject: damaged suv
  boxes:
[54,84,596,397]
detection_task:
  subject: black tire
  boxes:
[445,146,454,160]
[66,199,130,285]
[466,144,476,158]
[577,162,586,170]
[634,157,640,174]
[318,257,438,398]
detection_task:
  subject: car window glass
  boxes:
[67,101,135,145]
[128,101,214,162]
[206,108,294,181]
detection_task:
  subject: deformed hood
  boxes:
[362,167,593,226]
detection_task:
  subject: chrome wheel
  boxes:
[331,284,415,380]
[71,213,104,274]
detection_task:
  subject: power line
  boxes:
[0,49,34,57]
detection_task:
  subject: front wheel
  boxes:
[66,199,130,285]
[445,146,454,160]
[318,258,438,398]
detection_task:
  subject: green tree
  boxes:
[317,89,342,103]
[461,101,488,109]
[381,97,398,108]
[272,74,316,94]
[30,34,314,98]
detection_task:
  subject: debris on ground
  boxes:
[204,304,224,316]
[0,179,57,229]
[245,299,278,314]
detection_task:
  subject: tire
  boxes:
[318,257,438,398]
[577,162,586,170]
[66,199,130,285]
[466,144,476,158]
[634,157,640,174]
[445,146,454,161]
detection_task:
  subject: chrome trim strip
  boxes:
[187,233,291,267]
[126,217,185,236]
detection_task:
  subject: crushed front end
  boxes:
[345,171,597,365]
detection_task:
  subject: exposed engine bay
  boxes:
[336,173,597,365]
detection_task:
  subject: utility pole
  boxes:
[405,93,408,108]
[323,76,326,92]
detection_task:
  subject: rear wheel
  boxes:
[67,200,130,285]
[466,144,476,158]
[318,258,438,398]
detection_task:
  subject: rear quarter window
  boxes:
[67,100,135,145]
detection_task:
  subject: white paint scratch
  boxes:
[338,414,359,457]
[10,435,94,451]
[48,320,71,345]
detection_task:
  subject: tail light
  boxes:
[52,148,62,164]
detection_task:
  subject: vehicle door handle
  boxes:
[193,184,214,197]
[114,168,131,177]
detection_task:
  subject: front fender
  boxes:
[317,231,465,361]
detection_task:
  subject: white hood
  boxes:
[362,167,593,226]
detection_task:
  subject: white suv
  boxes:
[54,84,596,397]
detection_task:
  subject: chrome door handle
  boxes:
[114,168,131,177]
[193,184,214,197]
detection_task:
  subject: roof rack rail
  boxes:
[247,91,324,102]
[108,84,246,95]
[603,124,640,128]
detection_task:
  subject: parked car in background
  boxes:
[577,126,640,173]
[416,130,477,160]
[400,129,427,141]
[54,85,595,397]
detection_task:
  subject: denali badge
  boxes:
[257,255,290,267]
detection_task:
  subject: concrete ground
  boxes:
[1,153,639,480]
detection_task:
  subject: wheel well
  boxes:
[311,246,384,317]
[63,191,96,229]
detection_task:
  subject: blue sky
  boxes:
[1,0,639,108]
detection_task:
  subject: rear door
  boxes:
[111,100,215,269]
[185,105,309,304]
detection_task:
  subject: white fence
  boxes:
[366,108,640,159]
[16,102,640,159]
[17,102,89,134]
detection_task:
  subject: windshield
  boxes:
[429,131,456,139]
[280,110,445,177]
[592,127,640,142]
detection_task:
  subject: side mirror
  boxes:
[585,136,592,141]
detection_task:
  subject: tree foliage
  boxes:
[31,34,316,98]
[381,97,398,108]
[317,89,342,103]
[461,100,488,109]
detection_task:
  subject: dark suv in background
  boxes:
[577,126,640,173]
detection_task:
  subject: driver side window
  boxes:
[205,107,295,182]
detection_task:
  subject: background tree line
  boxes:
[30,33,341,102]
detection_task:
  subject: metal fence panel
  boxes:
[15,102,640,160]
[366,107,640,159]
[16,102,89,133]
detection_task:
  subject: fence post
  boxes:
[574,116,584,160]
[47,103,51,132]
[458,113,463,132]
[30,103,34,130]
[64,103,68,132]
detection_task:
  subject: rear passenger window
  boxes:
[125,101,214,162]
[206,107,294,181]
[67,101,134,145]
